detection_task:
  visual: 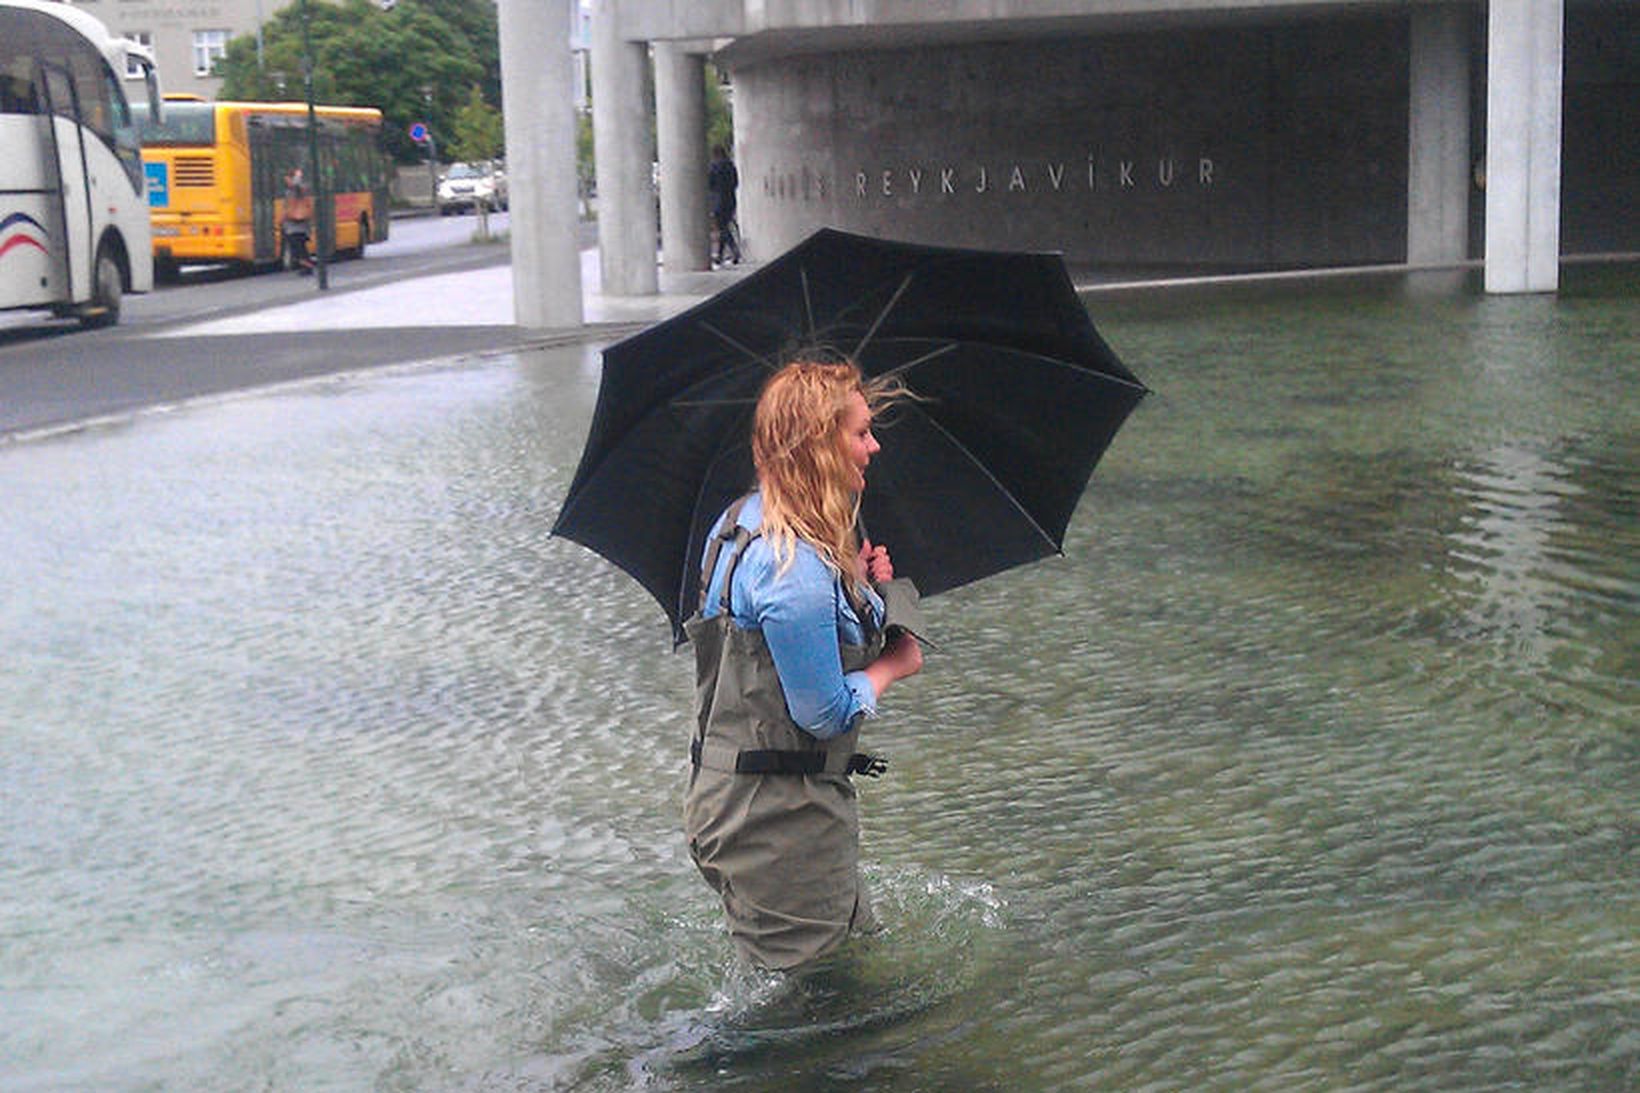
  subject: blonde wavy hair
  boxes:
[752,357,904,585]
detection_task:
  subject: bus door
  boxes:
[0,59,57,308]
[248,116,278,263]
[36,60,91,305]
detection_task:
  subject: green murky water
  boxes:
[1,266,1634,1090]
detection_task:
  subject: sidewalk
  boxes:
[164,247,746,338]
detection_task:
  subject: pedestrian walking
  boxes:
[282,167,314,275]
[707,145,740,266]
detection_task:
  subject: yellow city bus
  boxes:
[132,97,390,277]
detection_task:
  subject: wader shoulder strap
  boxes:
[718,528,761,616]
[697,494,758,614]
[714,527,874,641]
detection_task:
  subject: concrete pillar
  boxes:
[1407,4,1470,266]
[497,0,582,328]
[590,0,658,296]
[654,43,710,273]
[1484,0,1563,293]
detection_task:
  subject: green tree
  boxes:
[216,0,499,165]
[706,63,733,156]
[449,85,504,163]
[576,108,595,199]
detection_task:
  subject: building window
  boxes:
[192,29,229,76]
[122,31,152,80]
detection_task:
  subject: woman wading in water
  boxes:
[684,358,925,970]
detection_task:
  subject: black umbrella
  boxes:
[552,227,1148,642]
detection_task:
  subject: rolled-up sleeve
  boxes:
[745,549,876,739]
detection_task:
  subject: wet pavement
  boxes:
[0,228,755,443]
[159,245,743,338]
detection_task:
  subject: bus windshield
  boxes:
[131,99,214,145]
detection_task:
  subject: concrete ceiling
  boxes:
[697,2,1437,67]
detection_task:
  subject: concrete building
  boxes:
[583,0,1637,297]
[66,0,269,101]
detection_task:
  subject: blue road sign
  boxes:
[409,122,429,143]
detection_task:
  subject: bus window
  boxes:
[43,66,73,121]
[67,36,113,142]
[105,66,142,191]
[107,66,131,132]
[131,99,215,145]
[1,63,39,114]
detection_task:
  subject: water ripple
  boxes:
[2,284,1636,1090]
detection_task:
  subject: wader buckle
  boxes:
[847,753,888,778]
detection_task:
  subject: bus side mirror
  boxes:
[119,35,162,126]
[141,56,161,126]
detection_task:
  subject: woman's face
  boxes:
[838,390,880,492]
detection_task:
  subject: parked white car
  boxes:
[437,161,507,215]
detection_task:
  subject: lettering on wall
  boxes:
[115,6,227,19]
[763,153,1219,203]
[767,165,831,202]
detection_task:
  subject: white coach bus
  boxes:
[1,0,160,328]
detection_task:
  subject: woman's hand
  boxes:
[859,538,894,583]
[863,632,922,696]
[858,537,918,697]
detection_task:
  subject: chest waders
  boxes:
[682,500,887,970]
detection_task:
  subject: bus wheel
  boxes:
[81,245,123,328]
[155,256,180,283]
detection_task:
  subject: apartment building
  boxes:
[68,0,280,100]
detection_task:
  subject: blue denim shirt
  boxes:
[701,492,884,739]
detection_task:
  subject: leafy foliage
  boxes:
[216,0,499,165]
[706,63,733,157]
[576,109,594,196]
[449,85,504,163]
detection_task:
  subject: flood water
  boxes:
[1,266,1635,1090]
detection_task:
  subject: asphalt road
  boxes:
[0,213,582,440]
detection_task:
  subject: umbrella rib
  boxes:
[697,319,784,372]
[562,353,768,506]
[671,395,758,408]
[875,341,958,379]
[852,273,915,360]
[868,336,1152,396]
[912,407,1064,555]
[659,355,773,411]
[802,266,816,341]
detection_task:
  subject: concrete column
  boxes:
[1484,0,1564,293]
[1407,4,1470,266]
[497,0,582,328]
[654,43,710,273]
[590,0,658,296]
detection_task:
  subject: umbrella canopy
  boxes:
[552,227,1148,642]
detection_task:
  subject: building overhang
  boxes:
[620,1,1478,61]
